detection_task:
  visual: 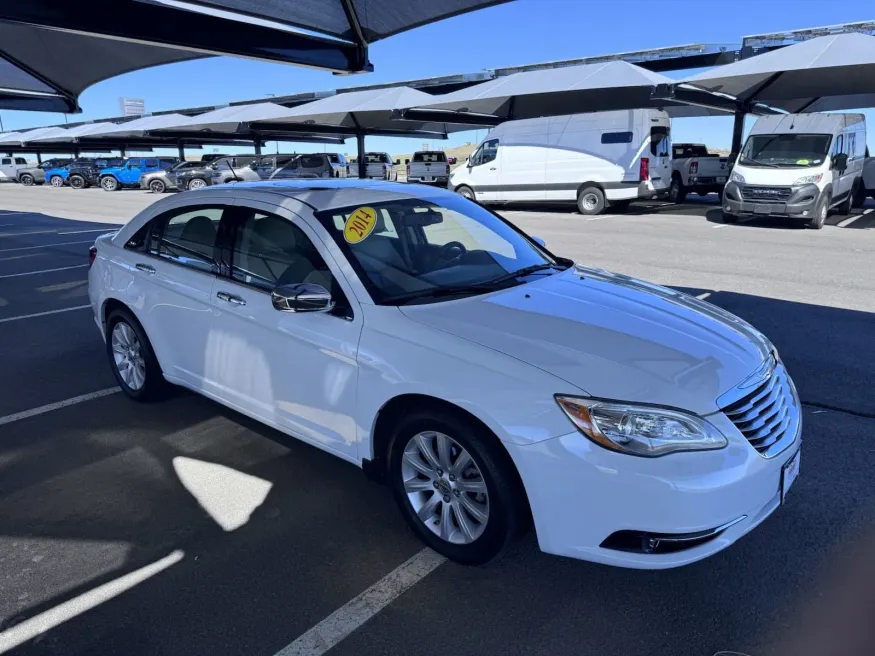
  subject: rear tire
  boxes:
[388,408,525,565]
[149,179,166,194]
[69,175,86,190]
[808,192,829,229]
[577,186,605,215]
[19,174,34,187]
[106,308,167,401]
[187,177,207,191]
[668,177,687,204]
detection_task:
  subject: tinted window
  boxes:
[15,158,27,165]
[1,158,10,165]
[145,159,159,168]
[651,127,670,157]
[674,144,708,158]
[601,132,633,145]
[365,153,390,164]
[413,152,447,162]
[300,155,325,168]
[149,207,224,273]
[231,211,334,293]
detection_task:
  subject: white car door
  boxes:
[128,204,227,390]
[206,200,362,462]
[467,139,502,201]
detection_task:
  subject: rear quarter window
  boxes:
[601,132,633,145]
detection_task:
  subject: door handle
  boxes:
[489,167,497,171]
[136,263,155,274]
[217,291,246,306]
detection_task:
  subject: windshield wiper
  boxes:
[383,283,506,305]
[740,156,780,168]
[482,263,563,285]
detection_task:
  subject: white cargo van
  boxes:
[449,110,671,215]
[723,113,865,229]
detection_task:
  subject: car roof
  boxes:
[207,179,455,211]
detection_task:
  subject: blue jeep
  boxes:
[99,157,178,191]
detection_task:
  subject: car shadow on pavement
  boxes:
[0,392,421,655]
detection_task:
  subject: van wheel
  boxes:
[809,192,829,229]
[668,177,687,204]
[577,186,605,215]
[456,185,476,202]
[388,408,526,565]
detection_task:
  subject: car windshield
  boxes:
[314,195,563,305]
[740,134,831,167]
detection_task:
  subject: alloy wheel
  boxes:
[50,176,64,187]
[401,431,490,545]
[111,322,146,390]
[150,180,165,193]
[188,178,207,190]
[101,177,117,191]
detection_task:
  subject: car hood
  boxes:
[400,266,771,415]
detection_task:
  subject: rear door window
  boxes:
[14,158,27,165]
[651,127,670,157]
[601,132,633,145]
[1,158,11,165]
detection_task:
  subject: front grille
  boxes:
[741,186,792,202]
[721,364,799,458]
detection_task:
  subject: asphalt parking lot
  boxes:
[2,185,875,656]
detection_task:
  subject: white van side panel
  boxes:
[496,119,548,201]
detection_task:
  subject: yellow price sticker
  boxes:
[344,206,378,244]
[796,159,810,165]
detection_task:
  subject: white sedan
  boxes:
[88,180,802,567]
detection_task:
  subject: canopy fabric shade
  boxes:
[163,103,302,134]
[80,114,198,139]
[680,33,875,113]
[27,122,127,143]
[403,60,732,123]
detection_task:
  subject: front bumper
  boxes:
[506,412,801,568]
[723,182,820,218]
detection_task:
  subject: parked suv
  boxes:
[407,151,450,186]
[16,158,71,186]
[268,153,335,180]
[250,154,299,179]
[353,152,397,180]
[327,153,348,178]
[100,157,178,192]
[140,160,202,193]
[68,157,125,189]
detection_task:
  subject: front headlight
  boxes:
[555,396,727,457]
[793,173,823,185]
[730,171,745,184]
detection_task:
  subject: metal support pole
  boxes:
[730,111,745,160]
[178,144,185,160]
[119,148,126,157]
[254,141,262,155]
[356,133,366,179]
[36,152,42,164]
[73,148,80,158]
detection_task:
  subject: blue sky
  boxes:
[2,0,874,157]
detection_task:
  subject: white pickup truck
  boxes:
[354,152,398,180]
[668,143,730,203]
[407,151,450,187]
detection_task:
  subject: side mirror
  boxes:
[831,153,848,171]
[394,159,400,165]
[531,236,546,248]
[271,283,334,313]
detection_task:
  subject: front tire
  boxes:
[808,192,829,229]
[187,178,207,190]
[106,308,167,401]
[455,185,476,202]
[19,174,34,187]
[388,409,525,565]
[101,176,119,192]
[49,175,64,188]
[577,186,605,215]
[69,174,86,190]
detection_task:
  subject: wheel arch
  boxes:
[365,392,532,520]
[576,180,605,197]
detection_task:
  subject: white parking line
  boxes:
[0,229,59,238]
[0,240,94,253]
[0,387,121,427]
[0,304,91,324]
[0,264,88,279]
[0,550,183,653]
[836,208,874,228]
[696,292,712,300]
[58,228,116,235]
[273,548,446,656]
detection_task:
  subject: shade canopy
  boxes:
[81,114,198,139]
[164,103,303,134]
[680,33,875,113]
[401,60,735,125]
[0,0,513,112]
[251,87,467,136]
